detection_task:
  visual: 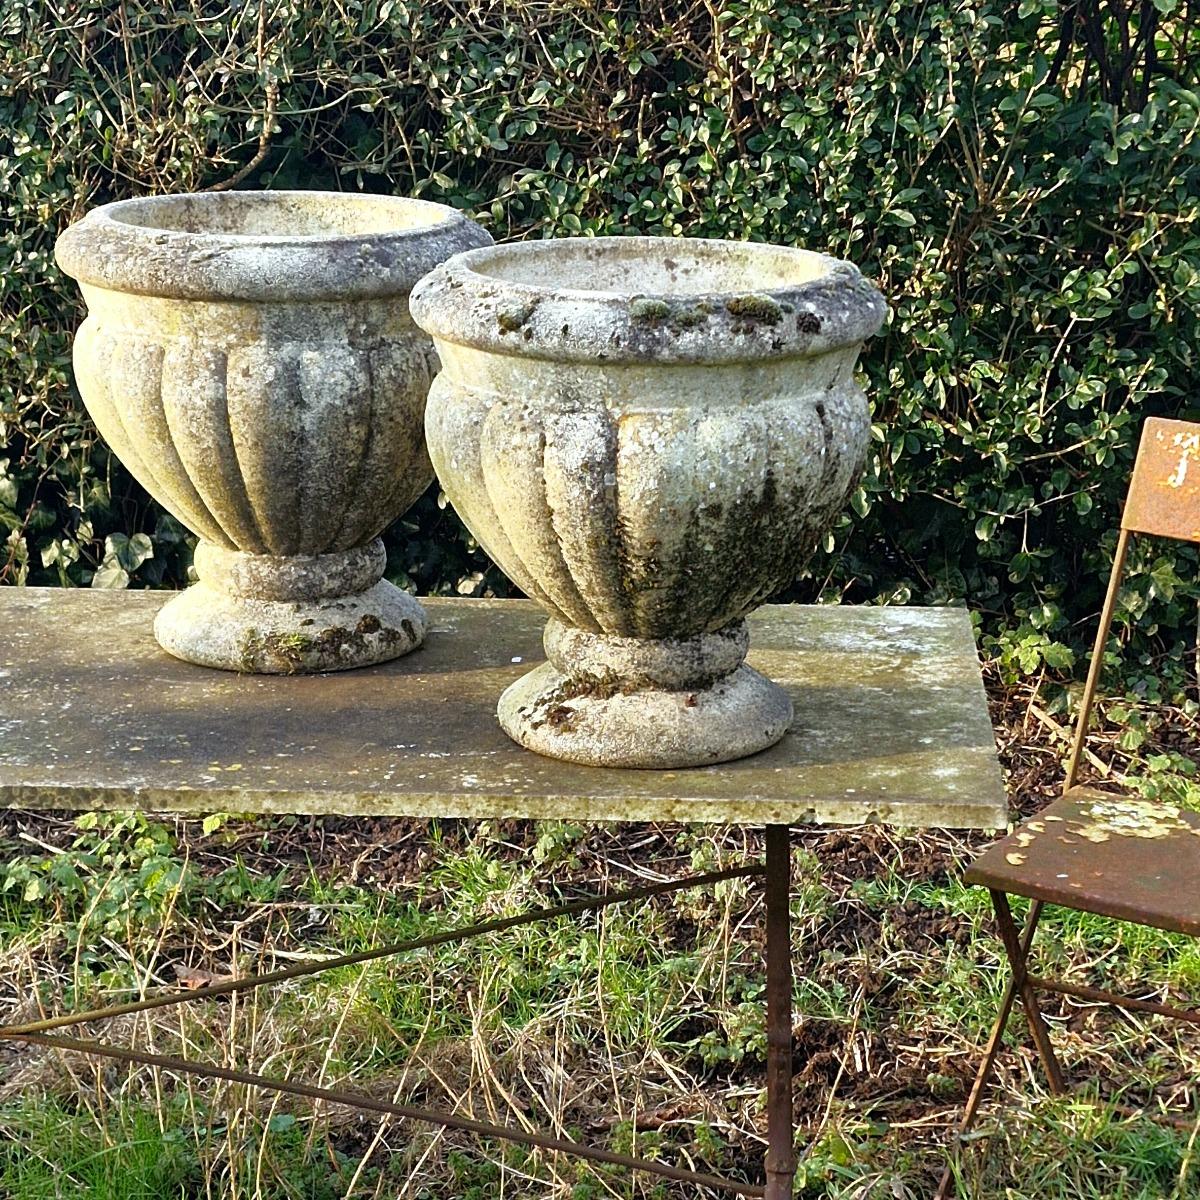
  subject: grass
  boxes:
[1,685,1199,1198]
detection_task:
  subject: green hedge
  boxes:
[3,0,1199,683]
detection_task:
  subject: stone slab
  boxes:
[0,590,1006,828]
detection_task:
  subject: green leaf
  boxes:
[91,557,130,589]
[104,532,153,572]
[1041,642,1075,670]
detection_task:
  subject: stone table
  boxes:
[0,589,1006,1198]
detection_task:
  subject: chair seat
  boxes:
[965,786,1200,937]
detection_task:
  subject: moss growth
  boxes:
[670,301,713,330]
[236,613,415,673]
[238,629,313,674]
[724,294,783,324]
[522,672,642,733]
[308,614,405,660]
[497,299,537,332]
[629,297,671,325]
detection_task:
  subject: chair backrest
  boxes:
[1063,416,1200,791]
[1122,417,1200,543]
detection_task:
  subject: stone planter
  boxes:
[411,236,886,767]
[55,191,490,672]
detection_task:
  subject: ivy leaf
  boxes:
[91,556,130,589]
[106,532,154,572]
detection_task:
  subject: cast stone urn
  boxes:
[54,190,490,672]
[410,236,886,767]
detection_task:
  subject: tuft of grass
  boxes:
[0,1095,367,1200]
[0,1099,199,1199]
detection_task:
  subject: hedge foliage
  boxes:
[2,0,1199,683]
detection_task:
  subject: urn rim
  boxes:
[55,190,492,302]
[410,235,887,364]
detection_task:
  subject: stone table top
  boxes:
[0,590,1006,829]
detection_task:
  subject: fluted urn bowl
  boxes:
[411,236,887,767]
[55,191,490,672]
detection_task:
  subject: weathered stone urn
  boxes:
[410,237,887,767]
[55,191,490,672]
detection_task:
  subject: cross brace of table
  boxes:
[0,838,796,1198]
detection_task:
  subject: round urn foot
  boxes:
[153,539,427,674]
[498,620,793,768]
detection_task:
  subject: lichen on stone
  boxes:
[1072,796,1199,842]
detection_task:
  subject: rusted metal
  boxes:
[990,890,1066,1093]
[935,900,1045,1200]
[1063,527,1130,792]
[0,858,795,1196]
[1067,419,1200,795]
[0,865,761,1039]
[0,591,1009,1192]
[763,825,796,1200]
[0,862,776,1196]
[945,417,1200,1196]
[965,788,1200,938]
[1121,416,1200,543]
[1026,976,1200,1026]
[13,1030,765,1198]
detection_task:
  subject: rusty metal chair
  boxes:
[937,416,1200,1199]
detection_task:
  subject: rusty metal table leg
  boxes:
[764,824,795,1200]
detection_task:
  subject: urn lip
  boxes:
[410,235,887,363]
[54,190,493,302]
